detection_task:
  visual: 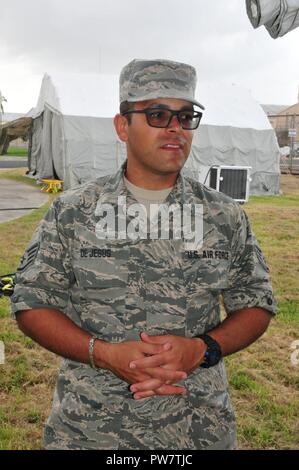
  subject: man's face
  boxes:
[115,98,195,177]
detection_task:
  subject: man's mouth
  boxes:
[160,142,184,150]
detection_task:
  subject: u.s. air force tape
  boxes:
[17,242,40,272]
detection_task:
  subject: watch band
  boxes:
[197,333,222,368]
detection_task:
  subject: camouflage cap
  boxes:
[119,59,205,110]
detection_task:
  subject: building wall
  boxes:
[268,102,299,148]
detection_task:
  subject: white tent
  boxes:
[28,72,280,194]
[28,73,126,189]
[185,83,280,195]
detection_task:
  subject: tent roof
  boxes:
[199,83,272,130]
[35,72,119,118]
[34,72,272,130]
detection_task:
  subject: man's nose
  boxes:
[166,114,181,132]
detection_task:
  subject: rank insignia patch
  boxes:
[17,242,40,272]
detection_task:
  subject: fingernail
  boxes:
[130,386,137,392]
[163,342,171,350]
[181,373,187,380]
[129,363,136,369]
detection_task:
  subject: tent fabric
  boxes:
[28,72,280,196]
[184,125,280,195]
[29,73,124,188]
[246,0,299,38]
[29,115,42,175]
[29,106,126,188]
[63,115,126,187]
[184,83,280,195]
[52,113,64,180]
[40,107,54,179]
[199,83,272,130]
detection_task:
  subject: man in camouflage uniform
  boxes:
[11,59,277,450]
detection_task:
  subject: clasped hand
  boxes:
[106,332,205,400]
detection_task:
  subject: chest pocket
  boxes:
[72,225,129,302]
[182,250,230,292]
[181,221,231,293]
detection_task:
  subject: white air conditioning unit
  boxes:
[209,165,251,203]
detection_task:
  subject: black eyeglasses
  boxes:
[122,107,202,130]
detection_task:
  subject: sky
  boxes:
[0,0,299,113]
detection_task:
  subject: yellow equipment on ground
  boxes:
[41,179,63,194]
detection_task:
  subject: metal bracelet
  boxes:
[88,335,98,369]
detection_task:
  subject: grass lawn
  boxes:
[5,147,28,157]
[0,170,298,449]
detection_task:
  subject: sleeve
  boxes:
[10,198,75,319]
[222,206,277,316]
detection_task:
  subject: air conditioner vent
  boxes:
[209,166,251,203]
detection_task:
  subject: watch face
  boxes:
[209,350,221,366]
[202,348,221,367]
[199,335,222,368]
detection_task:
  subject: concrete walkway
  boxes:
[0,156,28,168]
[0,179,49,223]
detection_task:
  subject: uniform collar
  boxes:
[97,160,194,206]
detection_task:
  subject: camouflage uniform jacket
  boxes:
[11,161,277,450]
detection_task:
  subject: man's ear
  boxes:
[114,114,129,142]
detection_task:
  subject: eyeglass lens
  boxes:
[146,109,200,129]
